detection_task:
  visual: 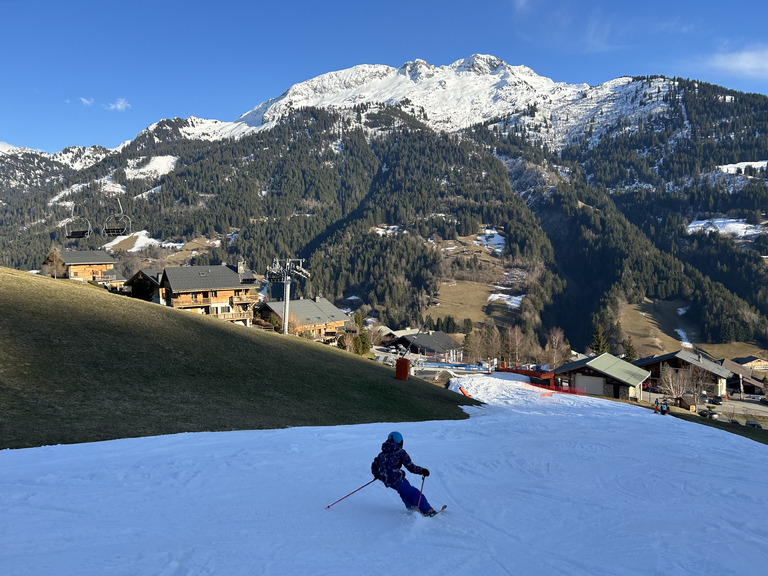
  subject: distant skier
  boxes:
[371,431,437,516]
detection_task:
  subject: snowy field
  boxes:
[686,217,764,237]
[2,372,767,575]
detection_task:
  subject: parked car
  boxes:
[711,396,723,405]
[647,386,661,394]
[698,409,719,420]
[729,419,741,426]
[759,397,768,406]
[745,420,763,429]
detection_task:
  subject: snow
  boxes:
[101,230,182,252]
[124,156,178,180]
[717,160,768,174]
[674,328,694,349]
[686,218,764,237]
[488,292,525,309]
[476,227,505,254]
[2,373,767,575]
[234,54,671,151]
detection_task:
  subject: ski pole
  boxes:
[416,475,426,509]
[325,479,377,509]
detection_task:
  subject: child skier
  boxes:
[371,431,438,516]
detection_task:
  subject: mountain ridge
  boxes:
[3,54,669,165]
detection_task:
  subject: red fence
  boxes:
[496,366,586,396]
[530,382,586,396]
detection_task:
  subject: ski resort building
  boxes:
[554,353,650,400]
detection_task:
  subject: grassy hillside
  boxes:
[620,297,768,363]
[0,267,478,449]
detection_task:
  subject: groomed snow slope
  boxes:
[2,372,767,575]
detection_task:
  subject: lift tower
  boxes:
[265,258,311,334]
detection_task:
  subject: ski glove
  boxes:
[421,468,430,477]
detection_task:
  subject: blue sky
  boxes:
[2,0,767,153]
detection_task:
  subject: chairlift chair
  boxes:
[102,199,131,237]
[65,217,93,239]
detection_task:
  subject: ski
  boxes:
[424,504,447,517]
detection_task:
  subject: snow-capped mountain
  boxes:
[1,54,670,175]
[236,54,671,150]
[117,54,674,159]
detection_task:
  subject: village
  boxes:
[37,246,768,429]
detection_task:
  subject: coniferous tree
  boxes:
[591,324,609,355]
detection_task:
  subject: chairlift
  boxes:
[102,198,131,237]
[65,217,93,239]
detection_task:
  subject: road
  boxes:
[641,390,768,422]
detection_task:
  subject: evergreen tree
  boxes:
[622,336,637,363]
[591,324,609,355]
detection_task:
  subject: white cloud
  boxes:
[106,98,131,111]
[80,97,94,107]
[708,46,768,80]
[512,0,531,13]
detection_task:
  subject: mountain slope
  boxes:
[2,374,767,575]
[2,54,768,355]
[0,266,477,449]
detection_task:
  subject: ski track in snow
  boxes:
[2,374,768,575]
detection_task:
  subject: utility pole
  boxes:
[266,258,310,334]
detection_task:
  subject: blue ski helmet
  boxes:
[388,431,403,446]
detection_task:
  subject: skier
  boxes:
[371,431,438,516]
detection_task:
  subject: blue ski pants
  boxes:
[393,478,432,513]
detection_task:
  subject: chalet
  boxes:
[41,248,125,290]
[151,262,261,327]
[387,331,463,363]
[732,355,768,373]
[258,297,349,340]
[633,349,732,397]
[554,353,651,400]
[718,358,765,395]
[123,268,164,302]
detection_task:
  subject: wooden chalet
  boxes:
[258,297,349,340]
[732,355,768,373]
[123,268,164,302]
[633,349,732,397]
[41,248,125,290]
[718,358,765,395]
[147,262,261,327]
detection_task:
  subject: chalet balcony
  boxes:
[170,297,211,308]
[210,310,253,321]
[231,295,254,304]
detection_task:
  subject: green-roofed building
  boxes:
[555,353,651,400]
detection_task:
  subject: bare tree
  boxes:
[689,364,713,399]
[504,325,528,365]
[543,326,569,369]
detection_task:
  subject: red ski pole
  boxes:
[416,475,426,509]
[325,479,377,509]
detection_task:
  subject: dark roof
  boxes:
[394,331,461,354]
[263,297,348,325]
[733,355,767,366]
[634,349,732,379]
[555,353,650,387]
[59,250,116,265]
[719,358,752,378]
[162,265,255,292]
[125,268,164,286]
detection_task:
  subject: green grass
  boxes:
[621,297,768,361]
[0,267,479,449]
